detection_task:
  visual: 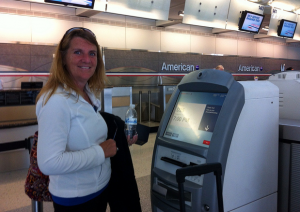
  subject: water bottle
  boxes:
[125,104,137,139]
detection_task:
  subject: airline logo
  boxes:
[161,62,195,72]
[259,6,264,11]
[248,24,259,30]
[238,65,262,72]
[284,30,294,36]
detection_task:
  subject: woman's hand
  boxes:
[127,134,138,146]
[100,139,117,158]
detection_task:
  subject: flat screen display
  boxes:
[163,92,226,148]
[44,0,95,9]
[277,19,297,38]
[238,11,264,34]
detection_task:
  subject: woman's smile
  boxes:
[65,36,97,88]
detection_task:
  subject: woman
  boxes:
[36,27,137,212]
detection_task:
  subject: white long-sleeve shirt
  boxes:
[36,85,110,198]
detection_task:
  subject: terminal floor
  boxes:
[0,133,157,212]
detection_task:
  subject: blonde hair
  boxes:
[36,28,107,105]
[215,65,224,71]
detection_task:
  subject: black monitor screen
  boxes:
[277,19,297,38]
[238,11,264,34]
[44,0,95,9]
[21,82,43,89]
[163,91,226,148]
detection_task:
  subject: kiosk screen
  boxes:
[163,91,226,148]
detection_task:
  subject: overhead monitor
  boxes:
[277,19,297,38]
[163,91,227,148]
[44,0,95,9]
[238,10,264,34]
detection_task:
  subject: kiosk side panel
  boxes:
[222,81,279,212]
[200,81,245,212]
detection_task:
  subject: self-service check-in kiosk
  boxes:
[151,69,279,212]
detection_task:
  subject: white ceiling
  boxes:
[168,0,300,21]
[166,0,300,39]
[275,0,300,8]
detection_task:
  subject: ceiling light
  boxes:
[178,10,184,17]
[247,0,270,3]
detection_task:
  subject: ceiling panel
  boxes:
[106,0,171,20]
[182,0,231,28]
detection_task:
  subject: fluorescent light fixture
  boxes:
[211,54,224,56]
[178,10,184,17]
[248,0,270,2]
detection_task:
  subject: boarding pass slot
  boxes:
[161,157,188,167]
[161,157,201,175]
[152,180,192,206]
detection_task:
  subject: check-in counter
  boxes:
[268,71,300,212]
[101,86,132,121]
[278,119,300,212]
[112,86,132,120]
[0,89,39,172]
[158,84,177,121]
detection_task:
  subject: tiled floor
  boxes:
[0,133,157,212]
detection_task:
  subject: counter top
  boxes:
[0,89,41,93]
[279,118,300,142]
[0,119,37,129]
[279,118,300,127]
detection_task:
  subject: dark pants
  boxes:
[53,188,108,212]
